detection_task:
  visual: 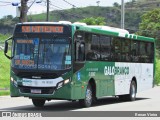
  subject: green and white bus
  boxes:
[4,21,155,107]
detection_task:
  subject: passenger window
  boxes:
[74,31,85,61]
[86,35,100,61]
[149,43,154,63]
[140,42,148,63]
[121,39,130,62]
[100,36,111,61]
[131,41,139,62]
[112,38,122,62]
[140,42,154,63]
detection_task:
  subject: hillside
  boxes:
[29,6,121,25]
[28,6,142,32]
[1,0,160,34]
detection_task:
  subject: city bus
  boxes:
[4,21,155,107]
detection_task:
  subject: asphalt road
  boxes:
[0,86,160,111]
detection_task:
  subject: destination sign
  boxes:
[17,40,33,44]
[21,26,64,33]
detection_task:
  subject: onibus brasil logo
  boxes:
[104,66,129,76]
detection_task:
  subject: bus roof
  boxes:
[16,22,155,42]
[73,23,155,43]
[17,21,72,25]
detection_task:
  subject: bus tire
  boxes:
[119,81,136,101]
[79,84,93,107]
[32,99,45,107]
[128,81,137,101]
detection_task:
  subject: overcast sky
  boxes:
[0,0,131,18]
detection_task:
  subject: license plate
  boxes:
[31,89,41,94]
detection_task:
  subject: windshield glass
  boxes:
[12,37,71,70]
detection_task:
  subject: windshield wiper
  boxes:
[24,34,29,39]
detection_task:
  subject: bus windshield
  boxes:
[12,37,71,70]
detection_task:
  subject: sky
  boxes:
[0,0,131,18]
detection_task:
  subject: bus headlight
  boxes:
[64,79,70,84]
[57,79,70,89]
[11,77,14,82]
[57,81,63,89]
[11,77,17,87]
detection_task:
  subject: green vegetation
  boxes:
[155,59,160,85]
[0,90,10,96]
[0,52,10,96]
[0,34,10,42]
[0,34,11,95]
[79,17,106,25]
[0,15,18,26]
[1,0,160,34]
[137,8,160,85]
[138,8,160,50]
[27,6,141,30]
[0,50,10,89]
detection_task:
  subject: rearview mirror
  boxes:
[4,36,13,59]
[4,41,8,54]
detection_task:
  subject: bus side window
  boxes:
[74,31,85,61]
[121,39,130,62]
[78,43,85,61]
[140,42,149,63]
[150,43,154,63]
[110,38,115,61]
[145,42,154,63]
[112,38,122,62]
[131,41,139,62]
[86,34,100,61]
[100,36,111,61]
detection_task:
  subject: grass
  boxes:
[0,34,11,95]
[0,90,10,96]
[0,51,10,93]
[155,59,160,86]
[0,50,11,96]
[0,34,10,43]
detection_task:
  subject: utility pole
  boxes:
[46,0,49,21]
[20,0,28,22]
[121,0,125,29]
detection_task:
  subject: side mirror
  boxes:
[4,36,13,59]
[4,41,8,54]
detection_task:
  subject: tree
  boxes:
[6,15,13,20]
[79,17,106,25]
[138,8,160,86]
[113,2,120,8]
[138,8,160,49]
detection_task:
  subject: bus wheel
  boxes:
[79,84,93,107]
[32,99,46,107]
[128,81,136,101]
[119,81,136,101]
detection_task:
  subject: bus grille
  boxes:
[19,86,56,94]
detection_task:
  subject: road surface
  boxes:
[0,86,160,111]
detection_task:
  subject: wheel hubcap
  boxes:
[86,88,92,105]
[131,84,136,98]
